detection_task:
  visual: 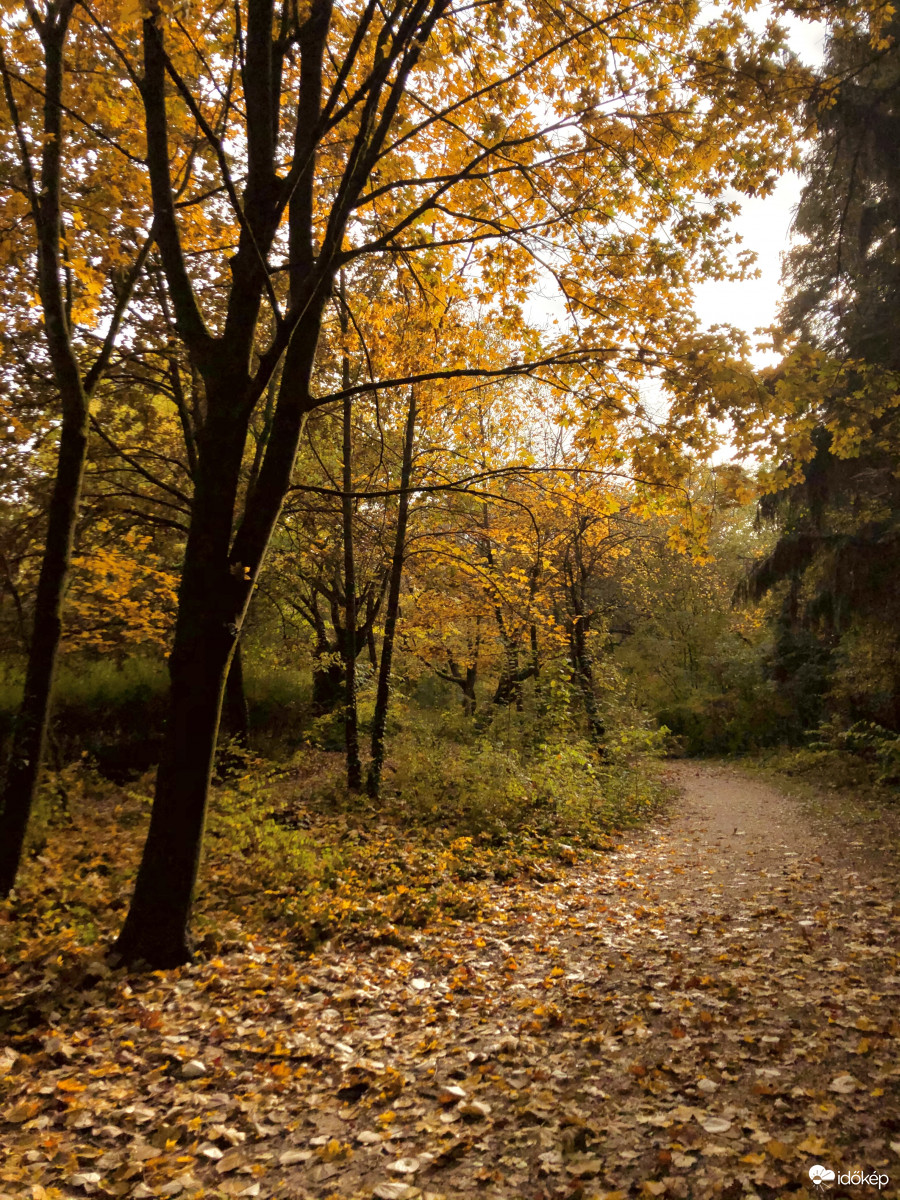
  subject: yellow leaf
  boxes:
[796,1136,828,1156]
[765,1139,793,1161]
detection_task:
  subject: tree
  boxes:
[368,389,417,799]
[739,11,900,731]
[0,1,148,896]
[0,0,794,964]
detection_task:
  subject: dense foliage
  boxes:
[0,0,897,973]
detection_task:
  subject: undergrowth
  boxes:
[0,710,670,964]
[753,717,900,792]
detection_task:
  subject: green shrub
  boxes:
[657,687,795,756]
[367,705,667,848]
[0,657,314,779]
[0,659,169,781]
[244,664,311,746]
[809,719,900,785]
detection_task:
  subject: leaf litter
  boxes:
[1,762,899,1199]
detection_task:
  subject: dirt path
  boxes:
[2,764,900,1200]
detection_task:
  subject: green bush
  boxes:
[0,657,313,779]
[0,659,168,781]
[372,705,666,848]
[657,687,795,756]
[809,719,900,785]
[244,664,312,749]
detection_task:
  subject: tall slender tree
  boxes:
[0,2,148,895]
[368,390,417,799]
[739,12,900,728]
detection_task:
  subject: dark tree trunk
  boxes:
[114,0,335,964]
[0,4,146,896]
[113,409,248,966]
[113,0,447,965]
[114,297,331,966]
[461,671,477,716]
[492,662,519,707]
[221,639,250,746]
[570,616,605,748]
[367,391,416,799]
[340,284,361,789]
[492,642,535,708]
[565,526,605,750]
[367,623,378,669]
[312,655,345,715]
[0,417,86,895]
[450,660,478,716]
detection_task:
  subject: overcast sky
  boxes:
[692,12,827,362]
[692,173,805,362]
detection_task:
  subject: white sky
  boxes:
[692,172,805,360]
[692,13,827,362]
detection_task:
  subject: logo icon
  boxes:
[809,1165,836,1187]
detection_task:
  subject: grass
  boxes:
[0,657,312,779]
[0,710,671,966]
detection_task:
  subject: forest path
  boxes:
[259,762,900,1200]
[3,764,900,1200]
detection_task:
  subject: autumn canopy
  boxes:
[0,0,897,975]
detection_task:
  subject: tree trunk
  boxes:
[221,639,250,747]
[367,391,416,799]
[0,4,145,896]
[0,416,86,895]
[112,0,441,964]
[447,658,477,716]
[492,640,535,708]
[492,662,520,707]
[570,616,605,749]
[340,285,361,790]
[113,411,247,966]
[312,655,345,715]
[461,670,477,716]
[367,623,378,669]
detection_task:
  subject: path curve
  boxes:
[234,763,900,1198]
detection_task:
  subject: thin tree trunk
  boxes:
[0,418,86,895]
[567,530,605,750]
[570,614,605,748]
[0,6,147,896]
[222,639,250,747]
[367,391,416,800]
[367,622,378,669]
[340,279,361,789]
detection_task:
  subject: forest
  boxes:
[0,0,899,1196]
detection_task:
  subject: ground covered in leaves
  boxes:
[2,762,900,1200]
